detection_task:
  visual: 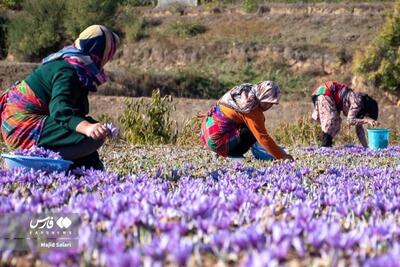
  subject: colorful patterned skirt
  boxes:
[200,105,241,157]
[0,81,48,149]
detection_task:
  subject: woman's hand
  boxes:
[85,123,109,140]
[363,118,379,127]
[76,121,109,140]
[282,154,295,161]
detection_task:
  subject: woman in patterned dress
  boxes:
[0,25,120,169]
[200,80,294,161]
[311,81,379,147]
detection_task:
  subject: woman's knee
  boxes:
[91,138,105,149]
[82,138,105,152]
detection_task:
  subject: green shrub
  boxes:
[174,70,228,98]
[122,15,147,42]
[5,0,122,60]
[0,0,23,10]
[119,89,177,145]
[63,0,119,40]
[7,0,66,61]
[169,21,207,37]
[353,0,400,93]
[119,0,155,6]
[242,0,259,13]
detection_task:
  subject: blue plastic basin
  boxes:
[251,142,274,161]
[367,128,390,150]
[1,154,73,172]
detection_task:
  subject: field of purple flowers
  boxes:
[1,144,400,266]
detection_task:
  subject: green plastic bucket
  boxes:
[367,128,390,150]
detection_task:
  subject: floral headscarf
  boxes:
[219,81,281,113]
[42,25,120,91]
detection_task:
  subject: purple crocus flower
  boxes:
[105,123,118,139]
[13,145,62,159]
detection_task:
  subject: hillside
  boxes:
[0,2,394,101]
[104,2,392,99]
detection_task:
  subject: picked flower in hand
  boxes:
[106,123,118,139]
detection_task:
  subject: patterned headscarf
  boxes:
[219,81,281,113]
[42,25,120,91]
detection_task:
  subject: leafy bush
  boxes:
[63,0,119,40]
[169,21,207,37]
[7,0,66,60]
[242,0,259,13]
[174,70,228,98]
[353,0,400,93]
[119,89,177,145]
[119,0,155,6]
[121,14,147,42]
[0,0,23,10]
[5,0,123,60]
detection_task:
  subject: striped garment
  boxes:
[200,105,241,157]
[312,81,350,110]
[0,81,48,149]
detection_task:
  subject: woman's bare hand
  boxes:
[282,154,295,162]
[364,118,379,127]
[85,123,109,140]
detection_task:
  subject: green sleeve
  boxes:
[48,67,87,131]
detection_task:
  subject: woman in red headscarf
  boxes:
[0,25,120,170]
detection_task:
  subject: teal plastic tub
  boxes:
[1,154,73,172]
[367,128,390,150]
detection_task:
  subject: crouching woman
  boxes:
[0,25,120,170]
[311,81,379,147]
[200,81,294,161]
